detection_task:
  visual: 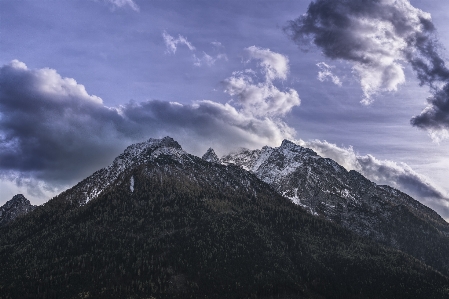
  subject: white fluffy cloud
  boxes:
[297,138,449,219]
[223,46,300,117]
[354,62,405,105]
[245,46,289,81]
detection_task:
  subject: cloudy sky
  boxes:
[1,0,449,219]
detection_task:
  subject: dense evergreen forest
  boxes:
[1,155,449,298]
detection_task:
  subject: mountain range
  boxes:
[1,137,449,298]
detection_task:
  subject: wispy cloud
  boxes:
[162,31,195,54]
[211,41,223,49]
[102,0,139,11]
[317,62,342,86]
[193,52,227,67]
[285,0,449,139]
[162,32,227,67]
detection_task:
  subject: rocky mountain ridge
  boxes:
[47,136,282,211]
[221,139,447,228]
[220,139,449,274]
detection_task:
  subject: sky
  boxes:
[1,0,449,219]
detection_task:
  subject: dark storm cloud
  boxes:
[410,83,449,140]
[299,139,449,219]
[285,0,449,138]
[0,60,295,190]
[0,60,129,184]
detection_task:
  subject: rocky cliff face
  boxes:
[0,194,36,226]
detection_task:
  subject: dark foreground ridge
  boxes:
[1,137,449,298]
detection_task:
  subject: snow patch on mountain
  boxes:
[221,139,320,204]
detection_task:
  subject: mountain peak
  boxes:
[4,194,31,209]
[279,139,317,157]
[118,136,184,162]
[202,148,219,163]
[280,139,296,148]
[145,136,182,150]
[157,136,182,149]
[67,136,188,205]
[11,193,27,202]
[0,194,36,226]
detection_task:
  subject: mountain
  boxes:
[1,137,449,298]
[221,139,449,276]
[0,194,36,226]
[55,137,189,207]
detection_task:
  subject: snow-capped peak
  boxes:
[220,139,337,208]
[68,136,188,205]
[202,148,219,163]
[221,139,318,173]
[279,139,317,156]
[113,136,184,166]
[280,139,297,149]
